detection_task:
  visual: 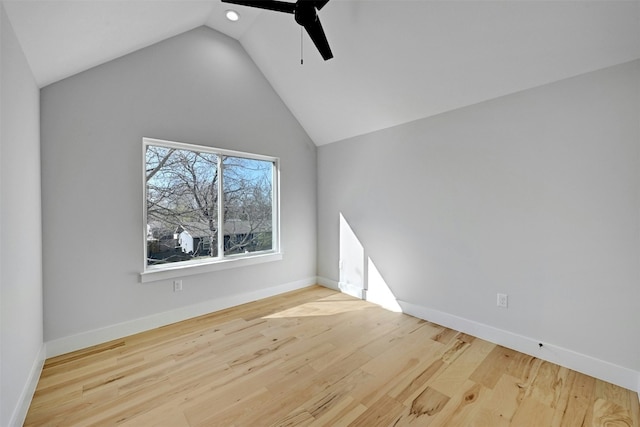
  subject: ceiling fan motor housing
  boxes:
[295,3,318,26]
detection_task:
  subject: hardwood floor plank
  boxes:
[428,337,496,397]
[427,380,489,427]
[470,345,519,389]
[24,394,88,426]
[25,285,640,427]
[306,395,359,426]
[630,390,640,427]
[596,378,634,409]
[406,386,451,420]
[120,407,191,427]
[591,398,634,427]
[525,361,569,409]
[310,400,368,427]
[511,395,556,427]
[478,374,523,423]
[349,394,405,426]
[431,326,459,345]
[389,351,446,404]
[505,350,541,389]
[549,369,579,427]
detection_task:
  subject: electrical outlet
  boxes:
[173,280,183,292]
[497,293,508,308]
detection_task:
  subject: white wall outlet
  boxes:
[497,293,508,308]
[173,280,183,292]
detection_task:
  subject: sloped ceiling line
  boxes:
[3,0,640,146]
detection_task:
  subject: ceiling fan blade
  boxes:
[221,0,295,14]
[303,17,333,60]
[313,0,330,11]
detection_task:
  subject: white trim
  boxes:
[46,277,316,358]
[216,154,224,257]
[398,300,640,392]
[140,252,282,283]
[143,137,279,162]
[318,276,365,299]
[10,344,46,427]
[316,276,339,291]
[338,281,364,299]
[272,160,281,255]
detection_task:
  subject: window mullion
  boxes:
[272,161,278,252]
[217,155,224,258]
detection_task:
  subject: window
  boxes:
[142,138,280,281]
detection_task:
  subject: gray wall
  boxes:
[41,27,317,342]
[1,4,44,425]
[318,60,640,373]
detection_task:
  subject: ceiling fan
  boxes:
[221,0,334,61]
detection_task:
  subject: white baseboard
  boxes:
[317,277,364,299]
[338,282,364,299]
[46,277,317,358]
[316,276,339,291]
[317,277,366,300]
[10,344,46,427]
[398,300,640,393]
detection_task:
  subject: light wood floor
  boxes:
[26,285,639,426]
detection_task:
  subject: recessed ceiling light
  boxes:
[225,10,240,22]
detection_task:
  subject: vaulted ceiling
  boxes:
[3,0,640,146]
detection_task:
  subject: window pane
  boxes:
[146,146,219,266]
[222,156,273,255]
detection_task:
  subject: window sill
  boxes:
[140,252,283,283]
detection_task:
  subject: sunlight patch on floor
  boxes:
[263,294,369,318]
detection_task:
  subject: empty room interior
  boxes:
[1,0,640,425]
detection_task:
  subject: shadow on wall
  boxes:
[339,213,402,312]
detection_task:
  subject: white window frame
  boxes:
[140,137,281,283]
